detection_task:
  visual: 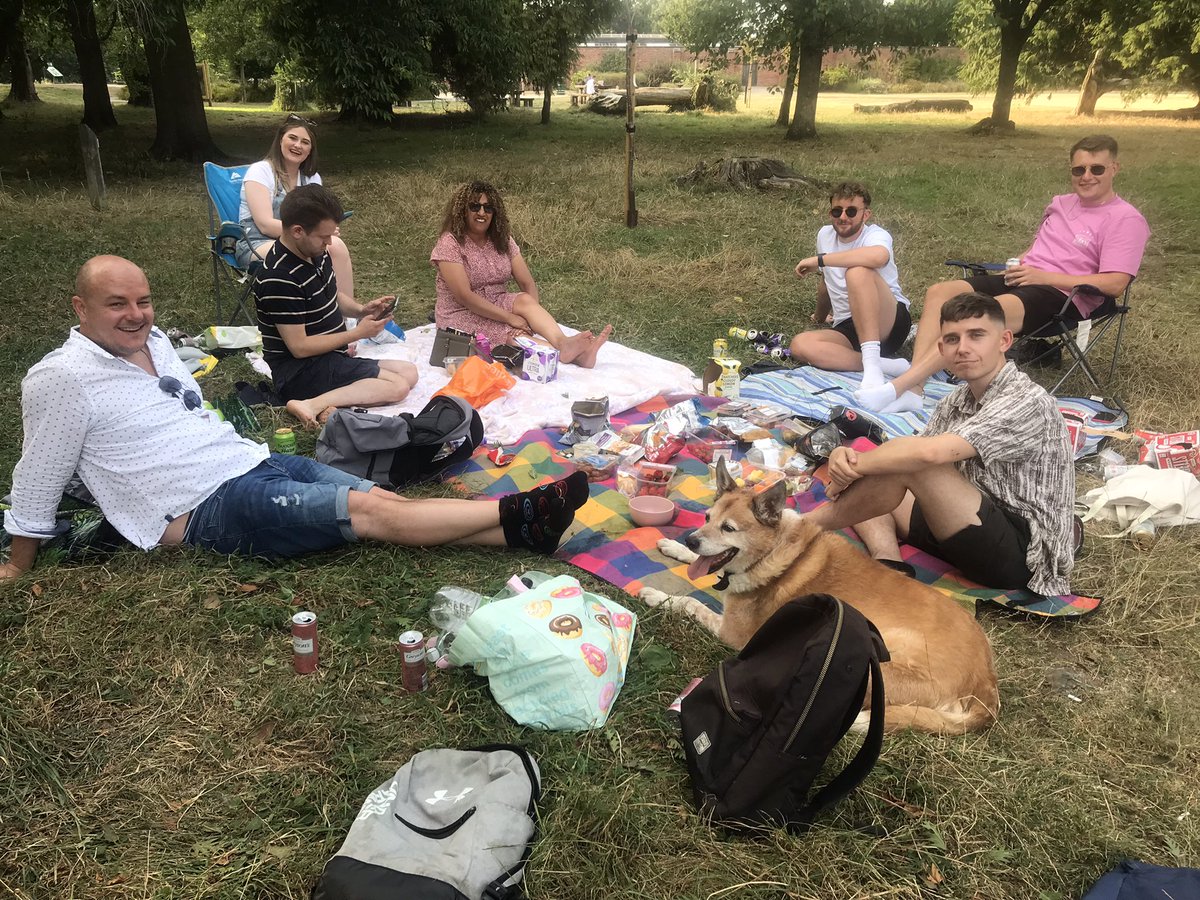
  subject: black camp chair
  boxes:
[946,260,1133,400]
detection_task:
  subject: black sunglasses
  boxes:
[1070,164,1108,177]
[285,113,317,129]
[159,375,201,411]
[829,206,860,219]
[467,201,495,214]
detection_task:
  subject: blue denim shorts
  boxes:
[183,454,376,559]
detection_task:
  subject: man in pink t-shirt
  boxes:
[857,134,1150,414]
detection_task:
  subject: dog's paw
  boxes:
[848,710,871,734]
[638,587,670,608]
[657,538,697,564]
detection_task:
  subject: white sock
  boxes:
[882,390,924,414]
[879,356,912,377]
[859,341,884,389]
[854,382,896,411]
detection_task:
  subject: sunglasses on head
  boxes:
[468,201,495,214]
[1070,164,1108,177]
[285,113,317,129]
[829,206,860,219]
[159,375,201,411]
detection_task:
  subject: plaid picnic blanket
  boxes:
[444,395,1101,620]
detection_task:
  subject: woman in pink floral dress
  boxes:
[431,180,612,367]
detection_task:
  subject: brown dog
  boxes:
[639,463,999,734]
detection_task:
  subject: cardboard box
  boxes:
[701,357,741,399]
[513,335,559,383]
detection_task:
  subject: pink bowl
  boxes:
[629,494,676,527]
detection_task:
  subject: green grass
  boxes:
[1,86,1199,899]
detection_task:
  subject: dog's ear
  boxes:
[714,456,738,498]
[751,480,789,527]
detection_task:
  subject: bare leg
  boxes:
[511,294,611,368]
[789,329,864,372]
[349,491,506,545]
[286,369,413,427]
[807,463,985,540]
[378,359,419,389]
[329,234,354,303]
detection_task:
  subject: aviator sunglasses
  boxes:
[159,375,202,411]
[468,201,495,214]
[285,113,317,129]
[829,205,860,218]
[1070,164,1108,177]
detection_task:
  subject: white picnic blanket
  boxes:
[252,324,697,445]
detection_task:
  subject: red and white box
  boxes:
[1136,430,1200,476]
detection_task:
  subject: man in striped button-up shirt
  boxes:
[809,292,1074,597]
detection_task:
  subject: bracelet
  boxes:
[817,253,826,269]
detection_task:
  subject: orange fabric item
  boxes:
[433,355,516,408]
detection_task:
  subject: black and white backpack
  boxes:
[316,395,484,489]
[312,745,540,900]
[679,593,889,832]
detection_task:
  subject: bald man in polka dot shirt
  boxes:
[1,257,590,579]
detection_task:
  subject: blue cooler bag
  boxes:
[448,574,637,730]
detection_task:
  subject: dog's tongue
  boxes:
[688,555,721,582]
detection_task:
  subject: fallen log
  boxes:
[861,98,974,114]
[588,87,694,114]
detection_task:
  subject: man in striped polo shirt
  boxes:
[808,292,1074,597]
[254,185,418,427]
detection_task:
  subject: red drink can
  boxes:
[399,630,429,692]
[292,611,318,674]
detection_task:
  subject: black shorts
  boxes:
[906,492,1033,590]
[965,274,1078,337]
[832,302,913,356]
[269,352,381,403]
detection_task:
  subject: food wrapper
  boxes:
[635,399,702,464]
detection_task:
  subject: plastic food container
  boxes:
[444,355,468,376]
[687,426,737,464]
[616,461,677,498]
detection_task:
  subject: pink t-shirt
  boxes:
[1022,193,1150,286]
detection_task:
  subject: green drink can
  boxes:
[274,427,297,454]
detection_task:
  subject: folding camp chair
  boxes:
[946,260,1133,401]
[203,162,266,325]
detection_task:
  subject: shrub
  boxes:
[638,61,676,87]
[596,50,626,72]
[820,64,855,90]
[210,80,276,103]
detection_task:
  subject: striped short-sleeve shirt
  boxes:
[923,361,1075,596]
[254,242,345,363]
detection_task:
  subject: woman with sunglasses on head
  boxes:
[431,180,612,368]
[235,114,357,303]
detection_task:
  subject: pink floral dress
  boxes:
[431,232,524,346]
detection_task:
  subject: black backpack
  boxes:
[316,395,485,490]
[679,593,889,832]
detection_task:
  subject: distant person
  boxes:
[431,180,612,368]
[857,134,1150,413]
[234,114,358,304]
[584,73,596,96]
[254,184,417,427]
[788,181,912,389]
[1,256,588,583]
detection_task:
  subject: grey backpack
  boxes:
[312,745,541,900]
[315,395,484,490]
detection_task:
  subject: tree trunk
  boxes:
[140,0,224,161]
[588,87,693,113]
[987,25,1024,127]
[64,0,118,132]
[5,21,41,103]
[1074,47,1105,116]
[541,83,551,125]
[776,29,800,127]
[786,29,822,140]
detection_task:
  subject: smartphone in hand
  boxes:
[373,298,397,320]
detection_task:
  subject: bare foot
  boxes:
[573,324,613,369]
[285,398,321,429]
[557,331,593,365]
[316,406,336,425]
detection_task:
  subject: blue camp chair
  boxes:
[945,260,1133,400]
[203,162,265,325]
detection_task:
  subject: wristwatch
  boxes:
[817,253,826,269]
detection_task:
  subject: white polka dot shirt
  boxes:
[4,327,269,550]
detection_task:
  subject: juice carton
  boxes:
[513,335,559,383]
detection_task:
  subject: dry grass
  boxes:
[1,85,1198,899]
